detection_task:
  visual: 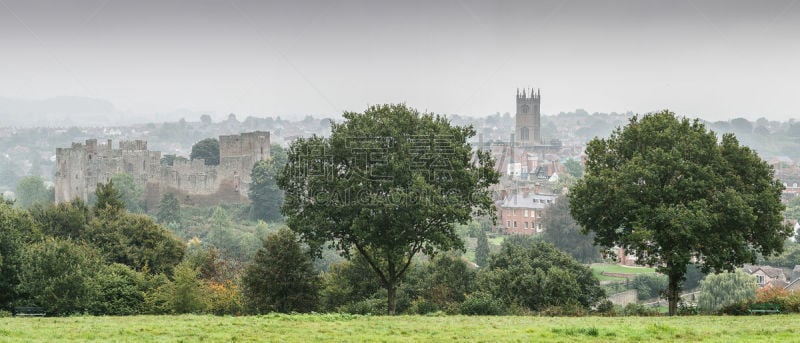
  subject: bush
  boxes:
[720,300,751,315]
[678,301,699,315]
[751,287,800,313]
[539,302,588,316]
[621,303,660,316]
[594,300,615,315]
[339,298,386,315]
[0,310,11,318]
[410,298,439,315]
[460,292,507,315]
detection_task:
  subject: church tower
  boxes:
[515,88,541,146]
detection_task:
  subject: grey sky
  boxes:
[1,0,799,122]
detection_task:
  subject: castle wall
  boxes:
[55,131,270,208]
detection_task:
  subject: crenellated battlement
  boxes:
[55,131,270,208]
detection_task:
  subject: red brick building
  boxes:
[496,192,558,235]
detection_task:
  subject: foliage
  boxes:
[417,254,475,309]
[156,192,181,225]
[29,200,90,239]
[620,303,661,316]
[683,264,706,291]
[190,138,220,165]
[563,158,584,178]
[278,104,499,314]
[242,228,319,313]
[0,202,39,310]
[93,180,124,213]
[15,176,52,209]
[205,280,242,315]
[697,271,757,313]
[630,274,668,300]
[88,263,144,315]
[760,240,800,268]
[17,238,100,315]
[87,209,185,275]
[320,255,384,312]
[110,174,144,213]
[541,196,602,263]
[160,154,188,166]
[569,110,792,315]
[476,239,605,312]
[475,229,489,268]
[248,145,287,222]
[169,261,207,314]
[459,292,507,315]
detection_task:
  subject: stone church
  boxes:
[55,131,270,208]
[515,88,542,146]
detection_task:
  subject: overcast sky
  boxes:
[1,0,799,122]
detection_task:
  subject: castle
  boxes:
[55,131,270,208]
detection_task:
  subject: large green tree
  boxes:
[110,174,143,213]
[569,110,792,315]
[278,104,499,314]
[190,138,220,166]
[475,229,490,268]
[697,271,757,312]
[0,201,39,310]
[541,196,601,263]
[93,180,124,213]
[249,144,287,222]
[242,227,319,313]
[15,175,52,209]
[17,238,101,315]
[156,192,181,225]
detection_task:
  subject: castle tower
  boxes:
[515,88,541,145]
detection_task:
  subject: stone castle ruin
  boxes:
[55,131,270,208]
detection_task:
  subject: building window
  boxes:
[513,221,517,228]
[507,220,511,228]
[525,222,529,228]
[757,275,765,285]
[520,127,529,141]
[524,210,529,217]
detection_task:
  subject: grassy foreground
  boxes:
[1,314,798,342]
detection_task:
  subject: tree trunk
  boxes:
[387,282,397,315]
[667,273,680,316]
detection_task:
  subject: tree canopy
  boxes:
[476,238,605,311]
[249,144,287,222]
[15,175,52,209]
[190,138,220,166]
[278,104,499,314]
[697,271,757,312]
[156,193,181,225]
[541,196,601,264]
[569,110,792,315]
[242,227,319,313]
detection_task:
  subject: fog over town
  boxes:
[2,0,799,126]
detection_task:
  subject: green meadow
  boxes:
[1,314,798,342]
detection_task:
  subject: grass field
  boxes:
[591,263,657,282]
[1,314,798,342]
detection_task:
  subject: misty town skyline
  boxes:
[2,0,800,125]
